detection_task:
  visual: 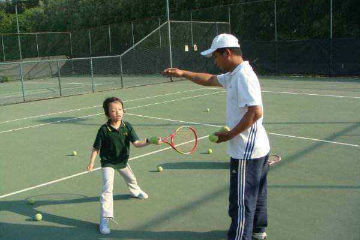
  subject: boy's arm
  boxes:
[132,138,162,148]
[162,68,222,87]
[87,148,99,171]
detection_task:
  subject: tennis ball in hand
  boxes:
[209,134,218,143]
[207,149,213,154]
[149,137,159,144]
[72,151,77,156]
[157,166,163,172]
[28,198,36,205]
[35,213,42,221]
[220,126,230,132]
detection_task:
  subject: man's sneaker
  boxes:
[131,191,148,199]
[99,217,110,234]
[253,232,267,240]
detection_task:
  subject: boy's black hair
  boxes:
[215,47,242,56]
[103,97,124,118]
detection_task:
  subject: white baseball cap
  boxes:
[201,33,240,58]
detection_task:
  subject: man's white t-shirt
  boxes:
[217,61,270,160]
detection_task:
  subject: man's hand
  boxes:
[214,131,234,143]
[162,68,184,78]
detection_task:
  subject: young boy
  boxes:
[87,96,161,235]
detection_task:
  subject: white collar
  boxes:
[229,61,249,76]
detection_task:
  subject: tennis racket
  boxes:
[267,154,282,166]
[161,126,198,154]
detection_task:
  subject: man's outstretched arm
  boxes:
[162,68,222,87]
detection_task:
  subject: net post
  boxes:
[57,60,62,97]
[108,25,112,53]
[19,63,26,101]
[119,55,124,88]
[90,57,95,92]
[166,0,173,82]
[1,35,5,61]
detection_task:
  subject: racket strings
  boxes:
[172,127,197,154]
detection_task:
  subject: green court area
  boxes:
[0,77,360,240]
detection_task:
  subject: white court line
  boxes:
[1,112,359,199]
[127,113,360,149]
[0,88,213,124]
[0,135,208,199]
[263,90,360,99]
[0,90,225,133]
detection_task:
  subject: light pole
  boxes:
[14,0,27,60]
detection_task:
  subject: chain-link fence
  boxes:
[0,0,359,105]
[0,20,229,105]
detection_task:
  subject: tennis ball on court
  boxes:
[206,108,210,112]
[207,149,213,154]
[35,213,42,221]
[209,134,218,143]
[28,198,36,205]
[220,126,230,132]
[157,166,163,172]
[72,151,77,156]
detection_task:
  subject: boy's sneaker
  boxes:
[253,232,267,239]
[99,217,110,234]
[131,190,148,199]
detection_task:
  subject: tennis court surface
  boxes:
[1,76,359,240]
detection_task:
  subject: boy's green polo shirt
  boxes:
[93,121,139,169]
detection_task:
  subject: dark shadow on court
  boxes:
[269,121,360,170]
[269,184,360,189]
[157,161,229,170]
[0,187,228,240]
[0,221,226,240]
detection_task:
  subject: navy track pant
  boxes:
[227,154,269,240]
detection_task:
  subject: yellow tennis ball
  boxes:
[28,198,35,205]
[157,166,163,172]
[35,213,42,221]
[206,108,210,112]
[220,126,230,132]
[207,149,213,154]
[72,151,77,156]
[209,134,218,143]
[149,137,158,144]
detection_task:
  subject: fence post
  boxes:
[88,29,92,55]
[19,63,26,101]
[57,60,62,97]
[108,25,112,53]
[228,6,231,33]
[69,33,75,74]
[36,33,40,58]
[119,56,124,88]
[159,18,162,48]
[274,0,278,74]
[1,35,6,61]
[166,0,173,82]
[131,22,135,47]
[90,58,95,92]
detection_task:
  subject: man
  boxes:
[162,33,270,240]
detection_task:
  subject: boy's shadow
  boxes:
[0,194,226,240]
